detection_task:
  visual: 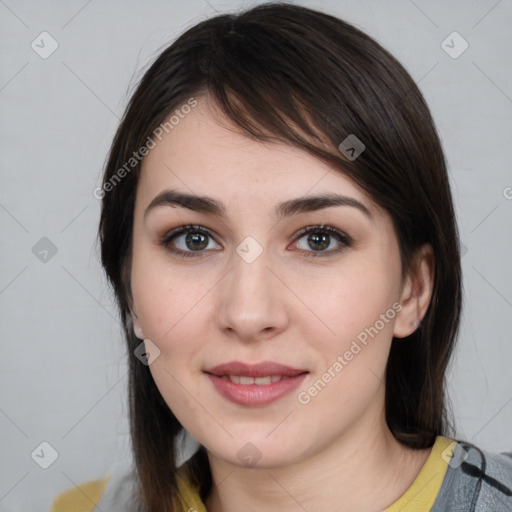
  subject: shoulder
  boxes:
[49,462,139,512]
[432,439,512,512]
[49,475,110,512]
[49,459,206,512]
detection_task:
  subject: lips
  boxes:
[205,361,307,378]
[204,361,308,406]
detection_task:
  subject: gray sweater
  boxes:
[431,440,512,511]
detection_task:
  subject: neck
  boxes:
[204,413,431,512]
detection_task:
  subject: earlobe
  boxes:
[132,316,145,340]
[393,244,434,339]
[129,306,145,340]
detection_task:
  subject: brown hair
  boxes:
[97,2,462,509]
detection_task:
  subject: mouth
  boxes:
[204,361,309,406]
[220,374,289,385]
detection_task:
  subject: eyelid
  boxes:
[161,224,215,241]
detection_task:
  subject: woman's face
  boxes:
[130,97,414,468]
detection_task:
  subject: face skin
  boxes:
[129,96,434,511]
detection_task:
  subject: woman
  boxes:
[50,2,512,511]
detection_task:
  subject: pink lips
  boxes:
[204,361,308,406]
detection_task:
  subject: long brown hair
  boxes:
[97,3,462,509]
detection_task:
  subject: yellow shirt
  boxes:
[50,436,453,512]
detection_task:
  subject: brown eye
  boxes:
[160,225,222,257]
[185,232,209,250]
[307,233,330,251]
[294,225,352,257]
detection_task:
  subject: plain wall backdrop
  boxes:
[0,0,511,510]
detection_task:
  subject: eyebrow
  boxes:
[144,189,372,221]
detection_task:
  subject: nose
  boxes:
[216,249,289,342]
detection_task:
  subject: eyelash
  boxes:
[158,224,353,259]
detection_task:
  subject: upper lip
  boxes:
[205,361,308,378]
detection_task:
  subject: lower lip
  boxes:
[206,373,308,406]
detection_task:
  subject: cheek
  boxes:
[131,246,210,344]
[137,279,214,432]
[148,358,220,443]
[292,268,398,429]
[295,261,400,350]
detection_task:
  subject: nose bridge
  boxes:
[232,248,272,299]
[216,244,288,339]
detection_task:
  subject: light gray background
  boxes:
[1,0,511,510]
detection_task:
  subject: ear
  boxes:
[128,302,145,340]
[393,244,435,338]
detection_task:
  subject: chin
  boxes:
[200,432,309,470]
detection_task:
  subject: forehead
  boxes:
[137,97,371,211]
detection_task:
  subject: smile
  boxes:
[204,361,308,406]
